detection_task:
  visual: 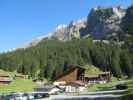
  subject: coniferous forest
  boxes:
[0,37,133,80]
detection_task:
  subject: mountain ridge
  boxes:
[6,5,133,52]
[26,5,133,45]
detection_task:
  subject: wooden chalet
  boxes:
[34,84,63,94]
[0,75,12,84]
[84,72,111,84]
[15,74,25,80]
[54,65,111,85]
[54,65,85,83]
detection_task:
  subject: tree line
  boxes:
[0,38,133,80]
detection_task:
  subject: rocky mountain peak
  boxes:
[49,18,87,41]
[11,5,132,51]
[86,6,126,39]
[55,24,67,32]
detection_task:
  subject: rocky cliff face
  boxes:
[122,5,133,36]
[49,6,131,41]
[86,6,126,39]
[30,5,133,42]
[49,18,87,41]
[16,5,133,50]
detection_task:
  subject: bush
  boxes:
[116,84,128,90]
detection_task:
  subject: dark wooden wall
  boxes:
[56,68,78,83]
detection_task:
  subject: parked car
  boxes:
[0,94,5,100]
[34,93,49,99]
[9,92,26,100]
[14,93,25,100]
[23,93,34,100]
[4,94,15,100]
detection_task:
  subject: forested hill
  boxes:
[0,38,133,80]
[0,5,133,80]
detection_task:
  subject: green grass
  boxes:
[119,78,133,100]
[87,76,127,92]
[83,65,103,77]
[0,69,34,94]
[0,79,34,94]
[87,79,119,92]
[123,78,133,93]
[87,77,133,99]
[84,65,120,92]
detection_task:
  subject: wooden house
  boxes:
[54,65,111,86]
[54,65,85,84]
[65,81,86,93]
[0,75,12,84]
[15,74,25,80]
[84,72,111,84]
[34,85,63,94]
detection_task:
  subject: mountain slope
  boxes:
[48,18,87,41]
[85,6,125,39]
[0,5,133,80]
[10,5,132,51]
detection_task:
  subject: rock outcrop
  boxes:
[15,5,133,50]
[49,18,87,41]
[85,6,126,39]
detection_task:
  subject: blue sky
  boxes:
[0,0,132,52]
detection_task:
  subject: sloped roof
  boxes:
[0,70,11,76]
[85,72,111,78]
[34,84,62,92]
[0,79,12,82]
[66,81,85,86]
[53,65,85,81]
[15,73,25,77]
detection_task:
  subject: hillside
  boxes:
[0,5,133,81]
[0,79,34,93]
[0,38,133,81]
[14,5,133,49]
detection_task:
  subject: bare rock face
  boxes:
[49,24,68,41]
[49,18,87,41]
[18,5,133,50]
[122,5,133,35]
[86,6,126,39]
[44,6,132,41]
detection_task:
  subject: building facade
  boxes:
[0,75,12,84]
[54,65,111,85]
[54,65,85,83]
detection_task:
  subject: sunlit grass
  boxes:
[87,77,120,92]
[0,79,34,94]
